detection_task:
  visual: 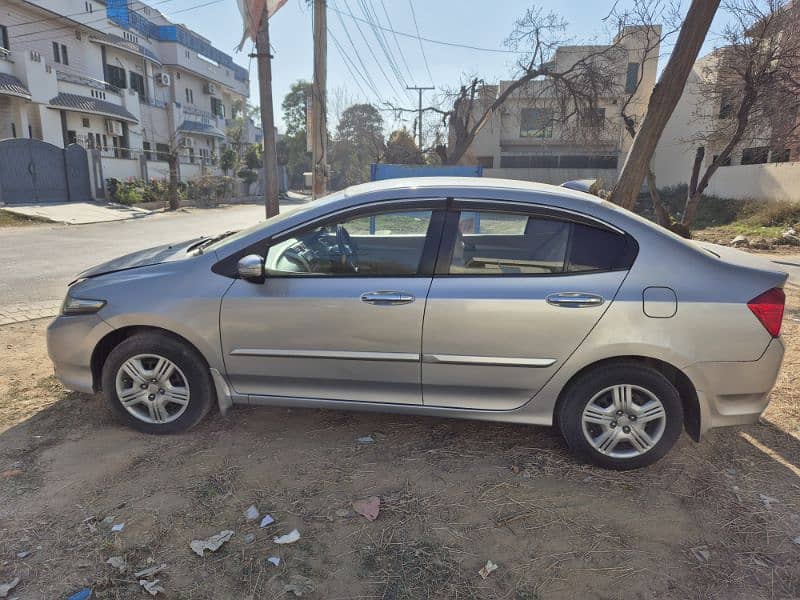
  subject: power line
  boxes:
[378,0,415,86]
[356,0,412,100]
[328,28,374,103]
[407,0,433,86]
[330,0,382,101]
[327,4,519,54]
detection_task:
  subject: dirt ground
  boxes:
[1,296,800,599]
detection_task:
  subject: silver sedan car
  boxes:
[47,178,787,469]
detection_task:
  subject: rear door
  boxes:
[421,200,636,410]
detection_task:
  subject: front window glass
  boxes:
[266,209,433,276]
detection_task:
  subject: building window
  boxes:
[771,148,790,163]
[211,97,225,118]
[185,88,194,104]
[67,130,77,145]
[155,143,170,160]
[11,123,16,138]
[0,24,9,51]
[82,117,90,128]
[719,93,734,119]
[129,72,145,97]
[188,147,195,163]
[476,156,494,169]
[95,133,102,149]
[711,154,732,167]
[520,108,553,138]
[580,107,606,129]
[625,62,639,93]
[143,141,152,161]
[85,2,93,13]
[105,64,127,89]
[52,42,60,63]
[53,43,69,65]
[741,146,769,165]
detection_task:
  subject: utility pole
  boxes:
[312,0,327,198]
[407,85,434,150]
[255,14,280,217]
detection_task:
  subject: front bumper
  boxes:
[46,314,113,394]
[684,338,785,435]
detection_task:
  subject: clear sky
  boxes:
[167,0,735,133]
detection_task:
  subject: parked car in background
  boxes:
[47,178,787,469]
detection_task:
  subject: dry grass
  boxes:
[0,209,53,227]
[1,294,800,598]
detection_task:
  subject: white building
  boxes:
[0,0,256,200]
[453,26,660,187]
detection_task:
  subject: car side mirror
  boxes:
[237,254,266,283]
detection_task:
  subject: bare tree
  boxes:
[609,0,721,209]
[678,0,800,226]
[389,9,644,165]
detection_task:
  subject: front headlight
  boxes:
[61,295,106,315]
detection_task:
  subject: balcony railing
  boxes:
[56,70,122,96]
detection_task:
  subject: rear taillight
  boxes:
[747,287,785,337]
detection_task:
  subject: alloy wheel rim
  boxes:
[115,354,190,425]
[581,384,667,459]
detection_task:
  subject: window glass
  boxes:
[625,62,640,93]
[450,211,569,275]
[520,108,553,138]
[568,223,628,273]
[266,210,433,276]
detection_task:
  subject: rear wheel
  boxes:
[558,363,683,470]
[101,333,214,434]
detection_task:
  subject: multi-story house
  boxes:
[654,2,800,203]
[0,0,255,200]
[451,26,660,187]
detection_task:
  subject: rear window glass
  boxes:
[568,223,630,272]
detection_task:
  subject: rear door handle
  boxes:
[546,292,605,308]
[360,291,415,305]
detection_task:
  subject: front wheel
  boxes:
[557,363,684,470]
[101,332,214,434]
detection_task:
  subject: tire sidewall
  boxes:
[101,333,214,434]
[558,364,683,470]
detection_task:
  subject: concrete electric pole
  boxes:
[312,0,327,198]
[255,14,280,218]
[406,85,434,150]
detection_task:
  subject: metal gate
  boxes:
[0,139,90,204]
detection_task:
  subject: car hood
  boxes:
[73,238,204,282]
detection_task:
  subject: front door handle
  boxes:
[546,292,605,308]
[360,291,415,305]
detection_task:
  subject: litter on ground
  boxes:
[357,436,375,444]
[134,563,166,578]
[260,514,275,528]
[66,589,92,600]
[267,556,281,566]
[283,575,314,597]
[245,505,259,520]
[691,546,711,562]
[479,560,498,579]
[273,529,301,545]
[111,523,125,533]
[190,530,234,556]
[139,579,165,596]
[0,578,19,598]
[244,533,256,545]
[106,556,128,572]
[353,496,380,521]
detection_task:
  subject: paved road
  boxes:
[0,204,299,320]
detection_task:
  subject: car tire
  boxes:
[101,332,214,434]
[557,363,683,470]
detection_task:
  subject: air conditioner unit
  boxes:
[204,82,217,95]
[105,119,123,136]
[180,137,194,148]
[155,72,171,87]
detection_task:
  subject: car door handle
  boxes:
[360,291,415,305]
[546,292,605,308]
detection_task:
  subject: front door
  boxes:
[220,203,445,404]
[422,203,634,410]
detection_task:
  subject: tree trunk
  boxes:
[682,146,705,226]
[168,152,179,211]
[646,168,672,227]
[609,0,720,210]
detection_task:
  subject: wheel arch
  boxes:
[90,326,211,393]
[553,355,702,442]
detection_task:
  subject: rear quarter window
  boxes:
[568,223,635,272]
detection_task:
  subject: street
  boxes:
[0,204,296,317]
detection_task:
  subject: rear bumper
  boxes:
[46,314,113,394]
[684,338,785,435]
